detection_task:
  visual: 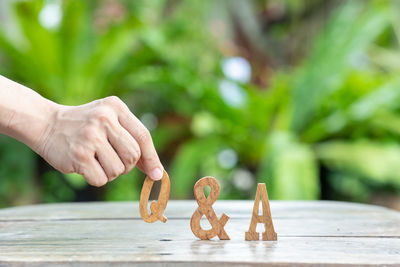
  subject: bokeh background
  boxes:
[0,0,399,210]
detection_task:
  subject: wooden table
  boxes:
[0,200,399,266]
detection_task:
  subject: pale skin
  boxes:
[0,75,164,186]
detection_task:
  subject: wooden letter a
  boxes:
[245,183,277,241]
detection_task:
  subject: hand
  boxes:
[35,96,164,187]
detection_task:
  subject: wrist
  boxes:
[11,98,59,152]
[0,84,60,153]
[26,99,60,154]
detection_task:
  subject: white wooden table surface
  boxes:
[0,200,399,266]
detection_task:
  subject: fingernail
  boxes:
[150,167,163,181]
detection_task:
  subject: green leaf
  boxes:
[301,76,400,141]
[315,141,400,187]
[170,137,221,198]
[258,132,320,200]
[291,1,390,133]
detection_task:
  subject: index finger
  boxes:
[117,105,164,181]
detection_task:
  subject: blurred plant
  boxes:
[257,0,400,202]
[0,0,399,206]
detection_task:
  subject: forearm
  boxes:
[0,75,164,185]
[0,75,58,151]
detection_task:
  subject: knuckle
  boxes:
[109,163,125,180]
[90,178,107,187]
[117,163,125,175]
[63,167,74,173]
[108,172,118,180]
[123,154,135,166]
[103,96,123,109]
[81,126,101,143]
[76,164,107,187]
[132,148,141,163]
[136,128,151,144]
[123,164,134,175]
[71,146,89,162]
[126,148,141,165]
[122,158,137,174]
[105,95,121,104]
[93,107,113,124]
[58,164,74,174]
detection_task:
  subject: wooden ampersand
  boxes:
[245,183,277,241]
[139,170,170,223]
[190,177,230,240]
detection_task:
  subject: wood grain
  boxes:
[0,219,399,266]
[139,170,170,223]
[0,201,399,266]
[1,200,398,221]
[190,177,230,240]
[245,183,277,241]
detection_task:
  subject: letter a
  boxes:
[245,183,277,241]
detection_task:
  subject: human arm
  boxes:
[0,75,164,186]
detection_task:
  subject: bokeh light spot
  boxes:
[39,0,62,30]
[222,57,251,83]
[219,79,247,108]
[140,113,158,131]
[218,149,238,169]
[233,169,254,191]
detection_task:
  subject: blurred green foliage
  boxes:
[0,0,399,207]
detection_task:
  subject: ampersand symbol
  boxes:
[190,177,230,240]
[139,170,170,223]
